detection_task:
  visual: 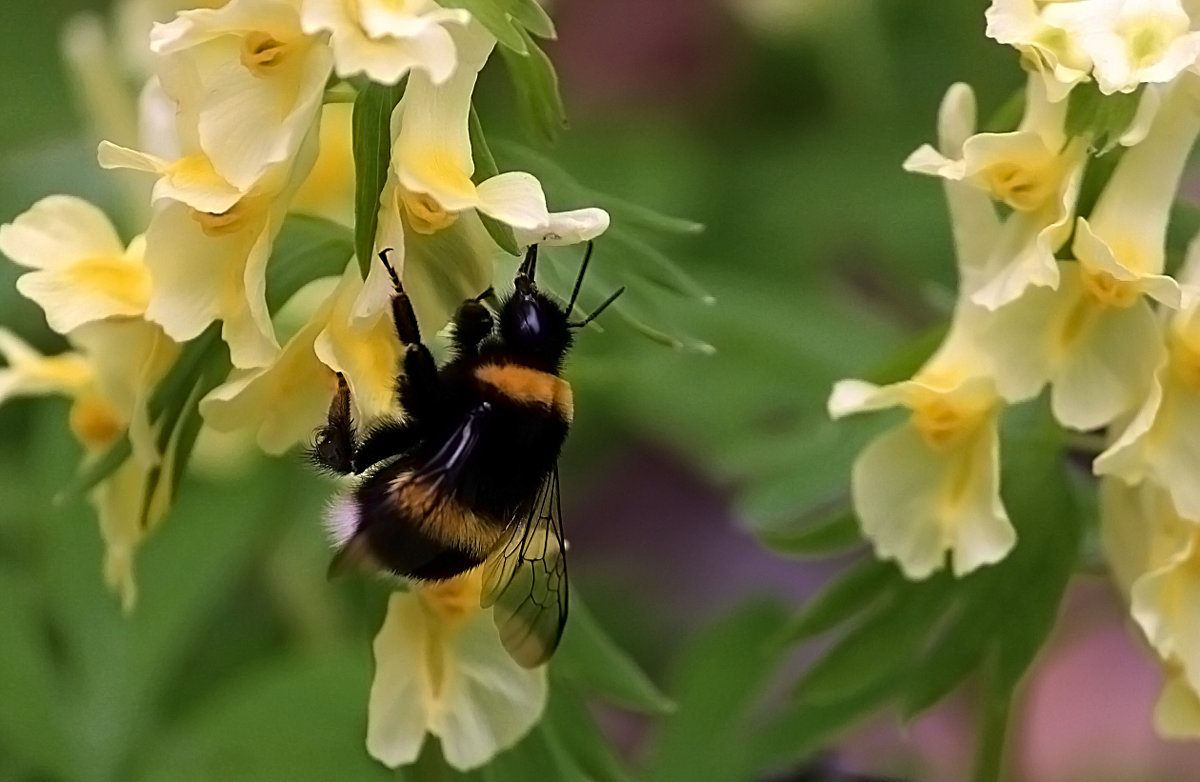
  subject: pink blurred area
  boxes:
[833,581,1200,782]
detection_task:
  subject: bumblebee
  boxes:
[310,243,622,667]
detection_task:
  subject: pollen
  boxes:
[401,188,458,235]
[241,32,289,73]
[418,568,484,628]
[1081,268,1140,309]
[69,393,123,449]
[67,256,151,311]
[908,390,992,451]
[191,203,246,237]
[982,159,1057,212]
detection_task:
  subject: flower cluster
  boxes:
[831,0,1200,734]
[1,0,608,769]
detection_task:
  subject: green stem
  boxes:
[973,672,1013,782]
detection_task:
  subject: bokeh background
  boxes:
[2,1,1199,780]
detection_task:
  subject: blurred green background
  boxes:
[8,2,1188,781]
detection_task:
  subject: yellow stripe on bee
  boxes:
[474,363,574,422]
[390,472,500,556]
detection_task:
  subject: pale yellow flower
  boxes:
[986,0,1095,101]
[0,195,151,334]
[292,102,356,227]
[150,0,333,193]
[1096,236,1200,517]
[0,321,177,611]
[300,0,470,85]
[201,261,401,451]
[367,570,547,771]
[905,75,1086,309]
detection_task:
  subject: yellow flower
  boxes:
[150,0,333,193]
[0,196,151,334]
[986,0,1094,102]
[367,569,547,771]
[201,262,401,451]
[300,0,471,85]
[905,75,1087,309]
[0,321,177,611]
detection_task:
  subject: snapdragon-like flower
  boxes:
[366,570,547,770]
[905,75,1086,309]
[1096,232,1200,518]
[1055,0,1200,94]
[150,0,333,193]
[201,261,401,452]
[831,82,1017,580]
[0,195,151,334]
[300,0,471,85]
[1101,477,1200,736]
[986,0,1095,101]
[358,19,610,333]
[0,321,176,611]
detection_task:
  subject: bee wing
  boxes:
[480,465,568,668]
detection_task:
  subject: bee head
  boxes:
[499,263,573,372]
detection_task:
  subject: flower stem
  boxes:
[972,673,1013,782]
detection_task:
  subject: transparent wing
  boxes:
[480,466,568,668]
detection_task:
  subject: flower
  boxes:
[986,0,1095,102]
[150,0,333,193]
[356,19,609,334]
[904,75,1087,309]
[0,195,151,334]
[201,261,401,452]
[0,321,177,611]
[1095,244,1200,517]
[1055,0,1200,94]
[299,0,471,85]
[367,569,547,770]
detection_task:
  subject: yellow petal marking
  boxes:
[402,188,459,235]
[241,31,290,74]
[69,392,124,449]
[67,256,152,311]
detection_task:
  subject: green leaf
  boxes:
[553,594,673,714]
[469,106,520,256]
[438,0,556,54]
[353,80,405,277]
[641,600,791,782]
[793,575,955,704]
[756,507,863,558]
[776,557,893,644]
[266,214,355,312]
[497,29,567,143]
[541,681,632,782]
[1065,82,1143,154]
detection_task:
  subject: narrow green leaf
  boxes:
[794,577,954,704]
[749,676,900,774]
[777,558,894,644]
[353,80,405,277]
[469,106,520,256]
[439,0,527,53]
[1065,82,1143,153]
[756,508,863,559]
[507,0,556,39]
[495,141,705,236]
[542,680,632,782]
[901,602,992,719]
[605,230,713,303]
[60,434,131,499]
[498,29,567,143]
[553,595,674,715]
[642,600,791,782]
[266,214,354,312]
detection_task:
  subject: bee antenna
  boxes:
[566,240,594,316]
[569,286,625,329]
[518,244,539,279]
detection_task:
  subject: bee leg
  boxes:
[450,298,494,357]
[353,420,421,473]
[310,372,356,475]
[377,249,442,420]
